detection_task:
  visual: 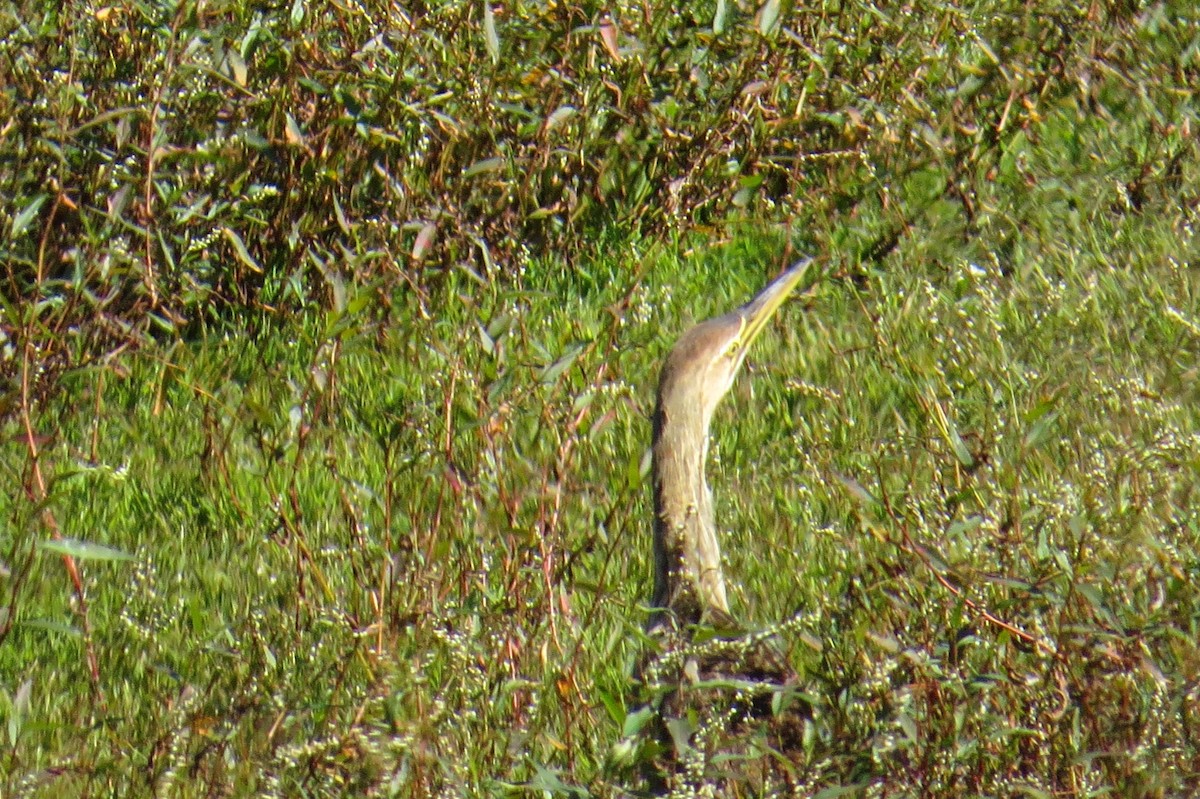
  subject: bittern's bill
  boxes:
[650,258,812,631]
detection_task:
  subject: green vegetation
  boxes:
[2,0,1199,795]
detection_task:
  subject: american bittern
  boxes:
[650,258,812,632]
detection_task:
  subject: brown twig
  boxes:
[18,335,104,697]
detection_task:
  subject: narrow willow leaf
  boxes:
[39,538,136,562]
[486,312,513,340]
[227,49,247,87]
[332,194,351,235]
[14,679,31,715]
[538,343,585,385]
[834,473,881,511]
[596,688,623,726]
[925,389,975,468]
[622,705,654,737]
[478,323,496,356]
[946,418,975,468]
[948,516,983,537]
[10,194,47,239]
[1023,410,1060,449]
[599,17,621,61]
[483,3,500,64]
[8,679,30,746]
[284,112,305,146]
[713,0,728,34]
[545,105,577,132]
[222,227,263,273]
[412,222,437,261]
[758,0,781,36]
[19,618,80,636]
[463,157,505,178]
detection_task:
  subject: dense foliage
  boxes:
[1,0,1199,796]
[5,0,1192,326]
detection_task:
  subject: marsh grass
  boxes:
[4,244,1199,796]
[1,0,1199,796]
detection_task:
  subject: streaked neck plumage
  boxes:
[650,318,741,628]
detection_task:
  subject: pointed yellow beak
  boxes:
[728,257,814,358]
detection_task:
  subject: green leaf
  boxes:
[412,222,437,261]
[20,618,81,636]
[478,323,496,356]
[834,473,881,511]
[1023,410,1060,449]
[525,765,590,797]
[622,705,655,737]
[10,194,47,240]
[284,112,305,146]
[545,105,576,132]
[946,418,975,468]
[486,312,513,341]
[463,157,505,178]
[227,49,247,87]
[572,389,595,414]
[597,688,624,726]
[39,538,136,562]
[947,516,983,537]
[332,194,351,235]
[713,0,728,34]
[815,784,870,799]
[9,678,31,745]
[539,343,585,385]
[758,0,782,37]
[483,2,500,64]
[222,227,263,273]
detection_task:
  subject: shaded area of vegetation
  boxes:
[4,0,1195,325]
[0,0,1199,796]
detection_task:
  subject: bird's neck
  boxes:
[651,400,729,627]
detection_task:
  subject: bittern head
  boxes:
[656,258,812,428]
